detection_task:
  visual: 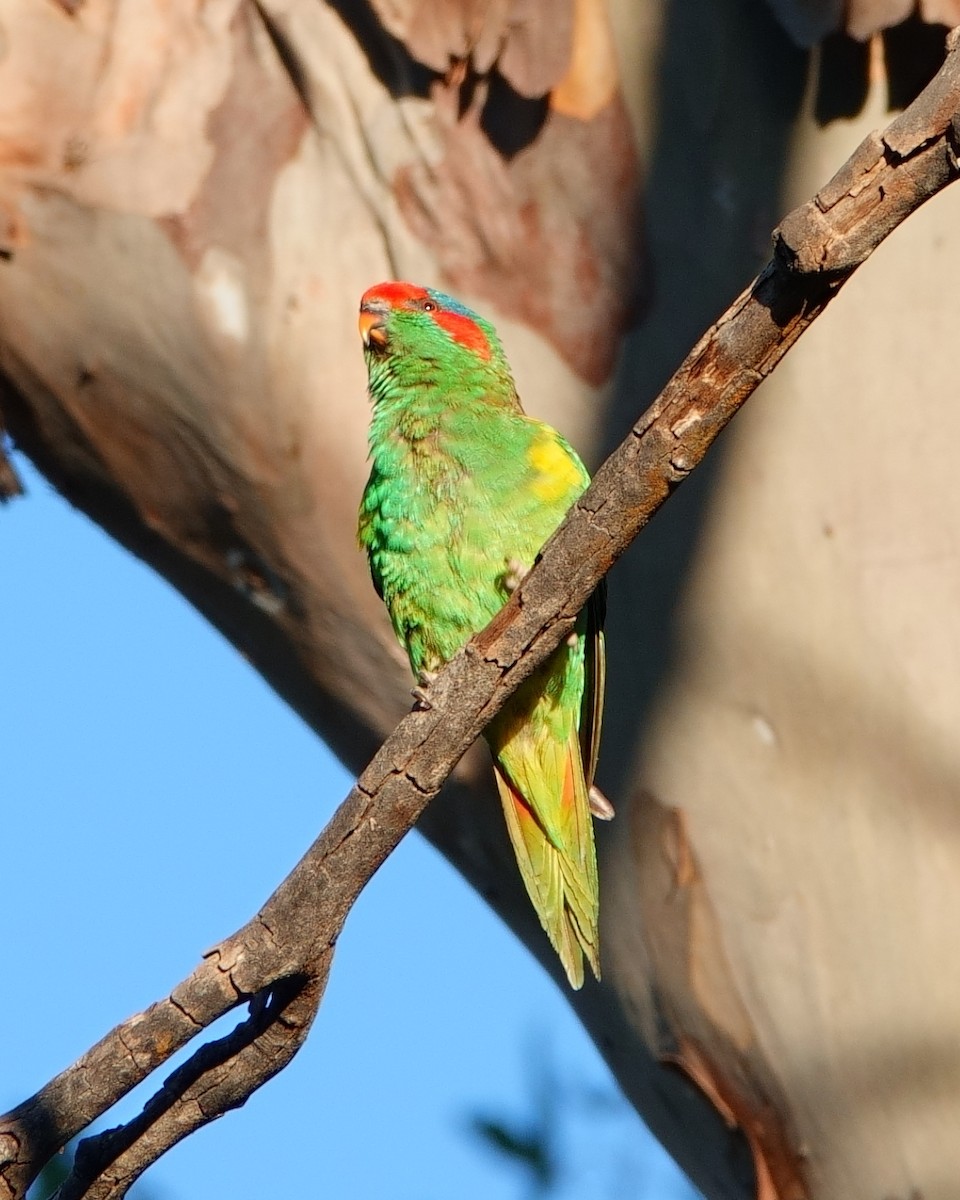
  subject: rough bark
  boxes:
[2,3,960,1199]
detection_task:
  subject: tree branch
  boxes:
[0,414,23,501]
[3,28,959,1200]
[57,974,322,1200]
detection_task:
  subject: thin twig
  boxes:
[0,412,23,501]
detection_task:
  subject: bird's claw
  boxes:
[589,785,615,821]
[411,669,438,711]
[503,557,529,594]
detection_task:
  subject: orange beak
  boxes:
[359,306,388,349]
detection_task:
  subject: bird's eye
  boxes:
[422,300,437,312]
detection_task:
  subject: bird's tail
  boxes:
[490,727,600,990]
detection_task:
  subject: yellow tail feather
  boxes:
[491,733,600,989]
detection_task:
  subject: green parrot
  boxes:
[357,281,609,989]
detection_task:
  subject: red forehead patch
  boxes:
[361,281,430,308]
[361,281,493,360]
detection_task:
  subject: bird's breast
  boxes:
[362,435,512,669]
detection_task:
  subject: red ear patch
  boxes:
[433,310,492,359]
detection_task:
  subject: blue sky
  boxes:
[2,451,699,1200]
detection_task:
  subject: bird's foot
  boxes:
[411,669,438,711]
[503,557,529,595]
[589,785,615,821]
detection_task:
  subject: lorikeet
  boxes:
[357,281,608,989]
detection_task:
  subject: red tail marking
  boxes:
[562,752,577,813]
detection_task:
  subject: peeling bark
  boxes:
[3,4,960,1200]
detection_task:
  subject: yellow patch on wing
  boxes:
[527,431,584,504]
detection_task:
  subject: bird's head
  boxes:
[358,282,517,402]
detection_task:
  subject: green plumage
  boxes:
[357,282,603,988]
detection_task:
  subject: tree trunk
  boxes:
[2,2,958,1197]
